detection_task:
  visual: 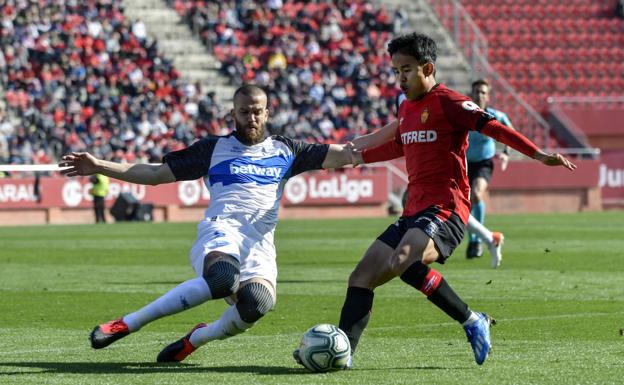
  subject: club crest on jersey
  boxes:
[420,108,429,123]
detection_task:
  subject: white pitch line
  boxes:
[367,310,624,331]
[0,341,155,357]
[0,311,621,357]
[0,164,69,172]
[0,333,303,357]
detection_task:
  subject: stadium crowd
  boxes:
[0,0,227,169]
[172,0,406,142]
[0,0,407,170]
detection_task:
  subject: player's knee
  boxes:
[348,266,369,288]
[388,252,406,276]
[235,282,275,323]
[348,268,380,289]
[202,255,240,299]
[388,248,413,276]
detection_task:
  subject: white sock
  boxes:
[123,277,211,332]
[467,215,493,244]
[189,305,253,347]
[462,311,480,326]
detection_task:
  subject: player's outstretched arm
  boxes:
[321,144,363,169]
[59,152,176,185]
[351,120,398,150]
[480,120,576,171]
[533,151,577,170]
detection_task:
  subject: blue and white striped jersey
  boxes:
[164,134,328,228]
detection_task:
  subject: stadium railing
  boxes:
[547,95,624,155]
[425,0,600,157]
[369,162,409,212]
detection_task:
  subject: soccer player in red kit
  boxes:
[336,33,576,368]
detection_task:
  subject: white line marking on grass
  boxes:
[2,311,621,357]
[0,341,154,357]
[0,332,303,357]
[373,311,624,331]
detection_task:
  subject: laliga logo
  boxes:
[285,175,373,203]
[179,180,201,206]
[284,176,307,204]
[178,180,210,206]
[62,180,85,207]
[62,180,147,207]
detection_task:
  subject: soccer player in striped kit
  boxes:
[60,85,359,363]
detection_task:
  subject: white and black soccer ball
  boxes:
[294,323,351,373]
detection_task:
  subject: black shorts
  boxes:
[377,206,465,263]
[468,158,494,184]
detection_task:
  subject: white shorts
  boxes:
[189,214,277,288]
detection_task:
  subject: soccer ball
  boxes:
[294,323,351,373]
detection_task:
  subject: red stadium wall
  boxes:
[488,159,602,213]
[600,150,624,207]
[388,158,602,214]
[0,170,390,225]
[553,107,624,150]
[0,162,603,226]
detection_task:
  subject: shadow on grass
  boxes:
[107,281,182,285]
[277,279,346,284]
[0,362,304,376]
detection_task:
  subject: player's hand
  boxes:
[535,152,577,170]
[346,142,363,167]
[59,152,100,177]
[498,152,509,171]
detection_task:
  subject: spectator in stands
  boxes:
[617,0,624,19]
[0,0,223,168]
[183,0,398,141]
[466,79,513,259]
[0,0,409,170]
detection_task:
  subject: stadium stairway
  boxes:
[386,0,473,94]
[122,0,235,103]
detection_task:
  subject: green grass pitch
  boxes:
[0,212,622,384]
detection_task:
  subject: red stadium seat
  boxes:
[461,0,624,147]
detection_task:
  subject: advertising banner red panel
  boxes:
[600,150,624,205]
[0,169,389,209]
[281,170,388,206]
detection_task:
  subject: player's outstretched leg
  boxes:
[399,258,495,365]
[467,215,504,268]
[156,323,206,362]
[157,280,275,362]
[335,240,395,369]
[90,255,240,350]
[337,287,374,369]
[488,232,504,268]
[463,312,496,365]
[90,318,130,349]
[390,225,490,365]
[89,276,213,349]
[468,182,487,259]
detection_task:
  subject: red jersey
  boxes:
[363,84,538,224]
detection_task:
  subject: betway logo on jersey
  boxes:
[209,155,291,186]
[229,163,282,178]
[401,130,437,144]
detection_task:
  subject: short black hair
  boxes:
[387,33,437,64]
[233,84,268,102]
[471,78,491,91]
